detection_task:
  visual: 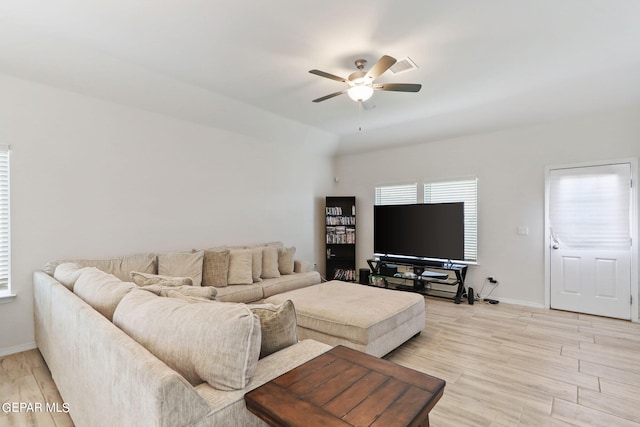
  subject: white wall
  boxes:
[333,108,640,307]
[0,74,336,355]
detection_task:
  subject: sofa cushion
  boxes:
[73,267,135,321]
[250,246,263,283]
[214,284,264,303]
[44,252,157,282]
[227,249,253,285]
[53,263,84,290]
[248,300,298,358]
[130,271,193,287]
[163,289,213,303]
[277,246,296,275]
[139,284,217,300]
[113,289,261,391]
[261,246,280,279]
[260,271,321,299]
[158,250,204,286]
[294,260,312,273]
[202,248,230,288]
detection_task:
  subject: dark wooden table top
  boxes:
[245,345,446,427]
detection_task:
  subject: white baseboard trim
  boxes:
[497,297,545,309]
[0,341,37,357]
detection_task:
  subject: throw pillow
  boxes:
[162,289,214,303]
[113,289,261,391]
[53,263,84,290]
[250,246,263,283]
[43,261,59,277]
[73,267,135,321]
[202,248,230,288]
[227,249,253,285]
[277,246,296,275]
[130,271,193,287]
[261,246,280,279]
[158,250,204,287]
[139,284,217,300]
[248,300,298,359]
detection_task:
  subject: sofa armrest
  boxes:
[294,260,312,273]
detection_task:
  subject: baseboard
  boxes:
[0,341,37,357]
[497,297,545,309]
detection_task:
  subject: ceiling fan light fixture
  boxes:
[310,54,420,103]
[347,85,374,102]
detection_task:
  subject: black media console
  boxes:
[366,257,469,304]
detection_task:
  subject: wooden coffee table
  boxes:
[245,345,445,427]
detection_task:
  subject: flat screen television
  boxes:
[374,203,465,261]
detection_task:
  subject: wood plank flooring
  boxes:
[1,298,639,426]
[386,298,640,426]
[0,350,73,427]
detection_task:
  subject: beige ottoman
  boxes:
[264,280,425,357]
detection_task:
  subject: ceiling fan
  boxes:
[309,55,421,103]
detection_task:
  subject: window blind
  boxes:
[549,164,631,249]
[0,146,9,293]
[374,183,417,205]
[424,179,478,262]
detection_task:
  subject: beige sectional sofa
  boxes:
[33,246,329,427]
[42,245,321,304]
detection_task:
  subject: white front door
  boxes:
[548,163,632,319]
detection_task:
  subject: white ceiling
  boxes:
[2,0,640,153]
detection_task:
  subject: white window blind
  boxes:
[549,164,631,249]
[375,183,417,205]
[424,179,478,262]
[0,146,9,293]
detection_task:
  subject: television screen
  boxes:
[374,203,464,260]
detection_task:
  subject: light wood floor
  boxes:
[386,298,640,426]
[2,298,639,426]
[0,349,73,427]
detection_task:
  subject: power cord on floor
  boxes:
[476,278,499,304]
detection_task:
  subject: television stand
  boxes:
[366,258,469,304]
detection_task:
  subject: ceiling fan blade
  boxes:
[309,69,347,83]
[374,83,422,92]
[312,90,347,103]
[365,55,397,80]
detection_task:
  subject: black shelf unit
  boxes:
[325,196,356,281]
[366,257,469,304]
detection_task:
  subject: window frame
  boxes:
[374,178,478,264]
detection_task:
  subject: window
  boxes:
[375,180,478,263]
[549,164,631,249]
[424,179,478,262]
[374,183,417,205]
[0,146,9,296]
